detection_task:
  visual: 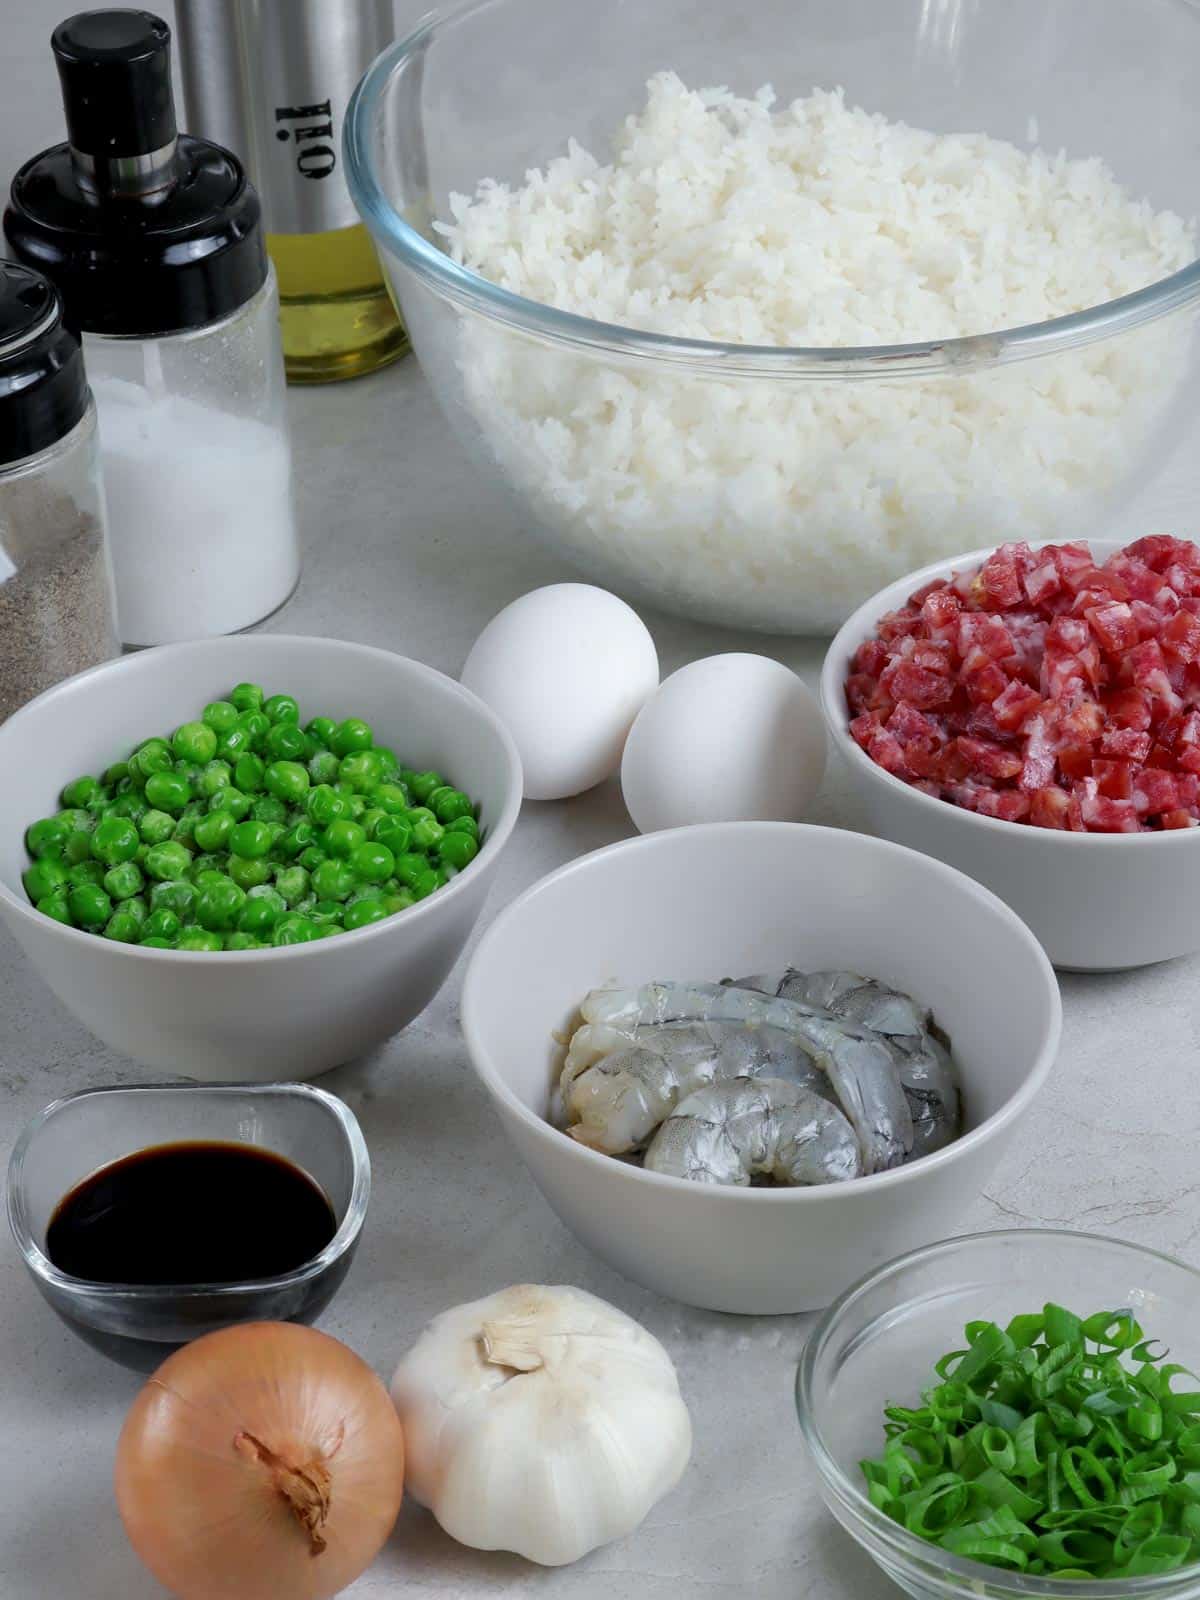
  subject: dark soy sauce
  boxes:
[46,1141,338,1285]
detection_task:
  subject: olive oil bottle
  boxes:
[176,0,408,384]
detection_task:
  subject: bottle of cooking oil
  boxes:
[175,0,407,384]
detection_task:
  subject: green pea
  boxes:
[308,750,340,786]
[237,886,285,934]
[383,889,415,915]
[229,682,264,714]
[298,846,327,871]
[103,861,144,901]
[343,897,388,931]
[206,787,250,823]
[275,865,310,906]
[360,807,386,838]
[150,879,196,918]
[199,760,232,798]
[137,809,176,846]
[306,784,347,827]
[439,830,479,870]
[133,738,174,780]
[330,718,373,757]
[307,898,343,924]
[304,716,335,749]
[276,821,316,860]
[23,858,69,902]
[264,722,309,762]
[216,723,253,761]
[126,895,149,924]
[115,771,145,797]
[68,859,106,888]
[37,891,74,925]
[408,770,443,804]
[103,909,142,942]
[85,789,112,817]
[91,815,141,865]
[172,804,205,847]
[141,907,181,942]
[372,816,412,856]
[408,809,444,850]
[61,775,100,809]
[109,793,149,825]
[169,721,217,766]
[224,932,264,951]
[55,807,93,833]
[249,795,286,826]
[144,771,192,814]
[351,841,394,882]
[410,867,441,900]
[237,710,270,748]
[265,761,309,805]
[234,753,266,793]
[192,857,226,881]
[430,786,475,824]
[227,854,274,891]
[231,819,272,859]
[374,746,401,778]
[338,750,384,792]
[202,700,239,734]
[264,693,300,725]
[69,883,113,928]
[324,819,366,859]
[103,761,130,788]
[177,926,224,952]
[145,841,193,881]
[195,878,246,931]
[192,809,234,852]
[26,816,69,857]
[273,913,319,946]
[446,814,480,838]
[311,859,356,901]
[63,829,96,865]
[139,936,174,949]
[374,783,410,816]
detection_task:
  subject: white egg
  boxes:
[621,653,827,833]
[462,584,659,801]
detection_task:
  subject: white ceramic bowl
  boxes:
[460,823,1060,1315]
[821,539,1200,971]
[0,636,522,1080]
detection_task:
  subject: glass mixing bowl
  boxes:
[796,1230,1200,1600]
[346,0,1200,634]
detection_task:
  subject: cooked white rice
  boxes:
[436,74,1197,631]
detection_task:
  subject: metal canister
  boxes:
[176,0,408,384]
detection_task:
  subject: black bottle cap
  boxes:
[52,10,175,159]
[3,11,266,339]
[0,261,89,469]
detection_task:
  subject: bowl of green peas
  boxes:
[0,635,522,1079]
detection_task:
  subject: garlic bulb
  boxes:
[390,1283,692,1566]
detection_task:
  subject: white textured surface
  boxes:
[4,11,1200,1596]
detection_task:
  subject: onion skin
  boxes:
[115,1322,404,1600]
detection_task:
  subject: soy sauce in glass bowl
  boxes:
[8,1083,370,1371]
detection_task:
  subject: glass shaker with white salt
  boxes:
[4,8,300,646]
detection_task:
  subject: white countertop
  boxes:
[5,11,1200,1596]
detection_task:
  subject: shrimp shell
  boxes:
[644,1077,862,1187]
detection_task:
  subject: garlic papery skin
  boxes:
[389,1283,692,1566]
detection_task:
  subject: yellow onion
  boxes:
[115,1321,405,1600]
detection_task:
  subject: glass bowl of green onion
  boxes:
[797,1230,1200,1599]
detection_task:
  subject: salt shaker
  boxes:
[0,260,118,723]
[5,9,301,647]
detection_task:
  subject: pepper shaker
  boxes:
[0,261,119,722]
[5,9,301,647]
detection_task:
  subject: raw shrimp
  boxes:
[732,969,960,1156]
[574,982,913,1171]
[643,1077,862,1186]
[563,1020,834,1155]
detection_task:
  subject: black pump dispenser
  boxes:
[4,9,266,337]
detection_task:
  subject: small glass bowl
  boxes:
[796,1229,1200,1600]
[7,1082,370,1371]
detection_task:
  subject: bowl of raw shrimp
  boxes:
[460,822,1061,1315]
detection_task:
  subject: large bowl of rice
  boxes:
[346,0,1200,635]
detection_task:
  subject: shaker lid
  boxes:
[0,260,90,468]
[3,10,267,338]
